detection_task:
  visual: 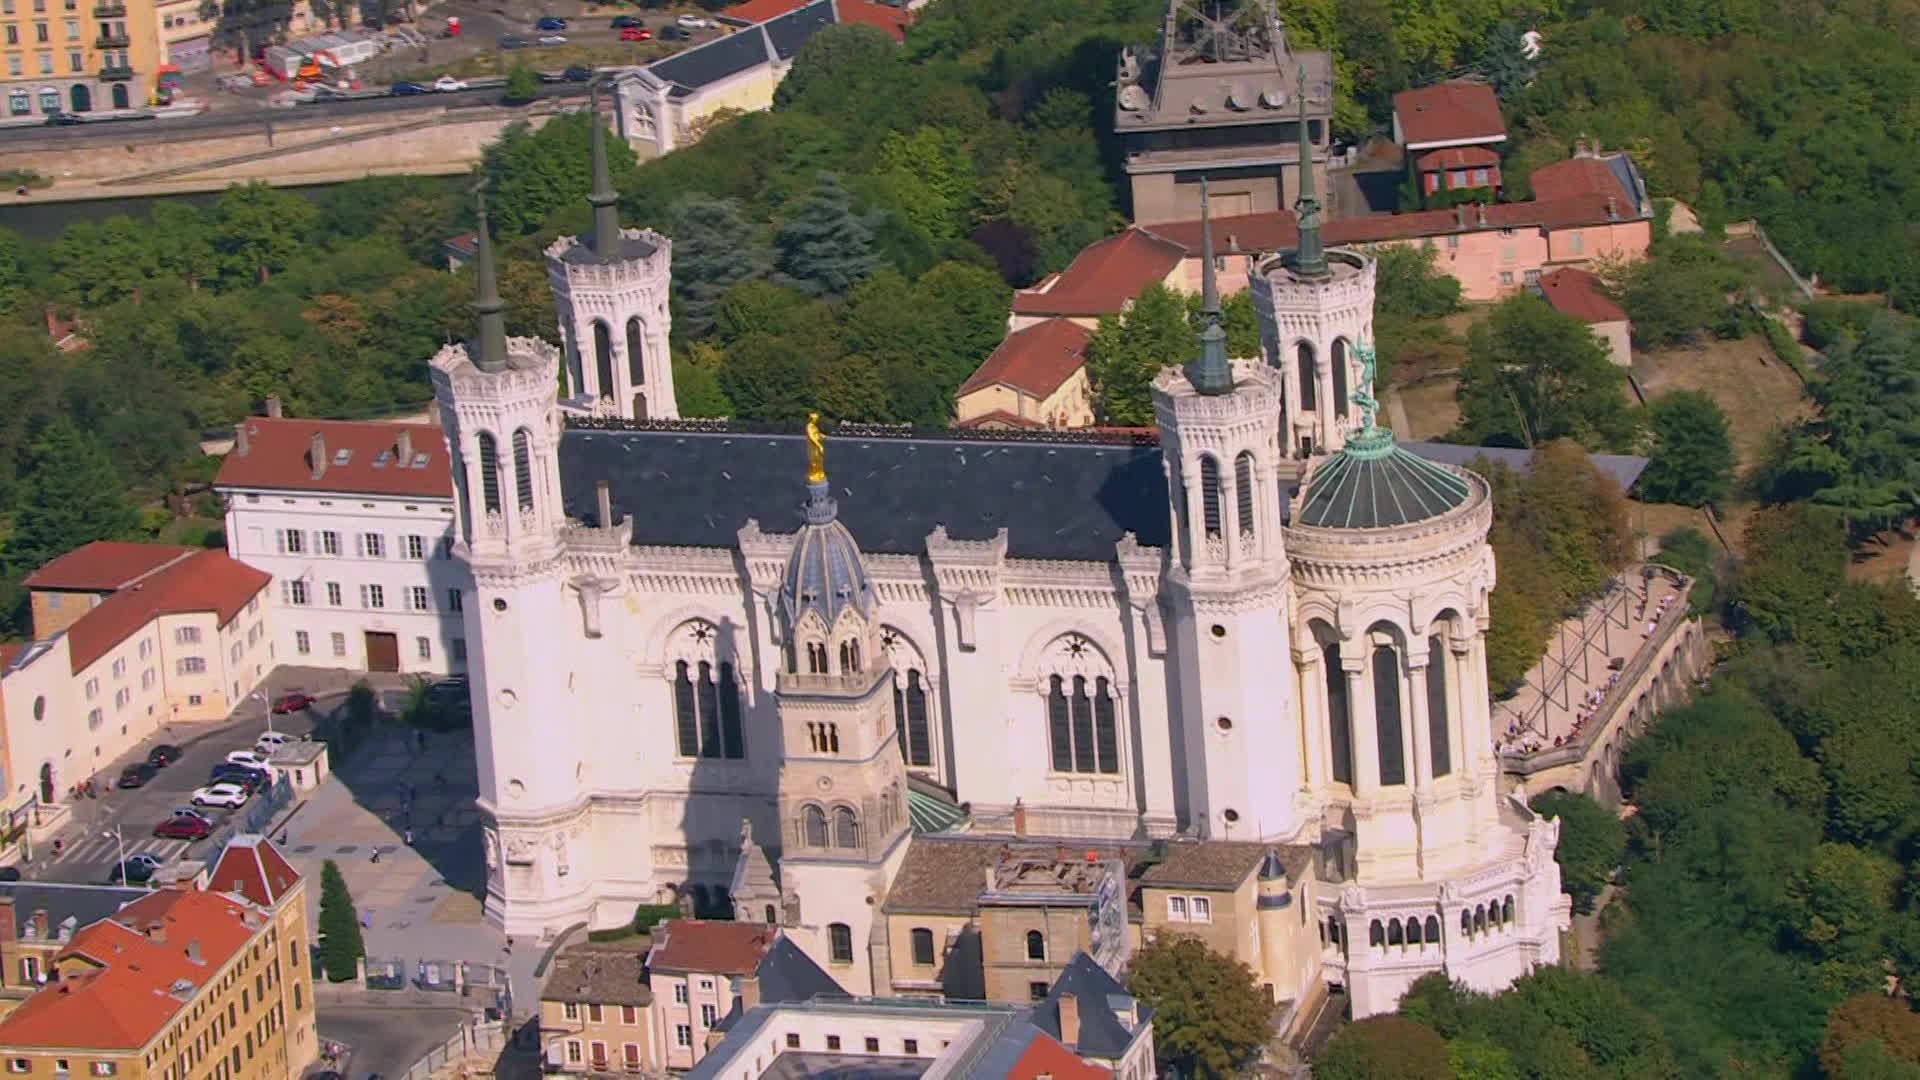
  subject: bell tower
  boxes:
[546,84,677,420]
[1155,181,1304,841]
[770,416,911,994]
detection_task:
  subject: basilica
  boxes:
[432,99,1570,1018]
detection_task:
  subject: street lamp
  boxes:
[249,689,274,734]
[102,825,125,881]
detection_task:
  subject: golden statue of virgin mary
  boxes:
[805,412,827,484]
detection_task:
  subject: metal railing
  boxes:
[397,1019,506,1080]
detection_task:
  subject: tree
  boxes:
[666,195,771,338]
[5,420,139,577]
[1454,294,1639,452]
[1530,790,1626,914]
[673,343,735,418]
[773,23,900,113]
[1639,389,1735,506]
[1823,995,1920,1079]
[809,351,889,422]
[482,109,636,236]
[1788,844,1898,993]
[503,64,540,105]
[773,173,878,298]
[207,182,318,285]
[1315,1016,1451,1080]
[718,332,814,424]
[1613,237,1748,347]
[1127,933,1274,1079]
[317,859,365,983]
[1085,283,1189,425]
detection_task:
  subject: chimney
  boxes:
[265,395,283,418]
[1059,992,1081,1047]
[596,479,613,528]
[145,921,166,943]
[397,428,412,462]
[185,940,202,965]
[309,433,327,480]
[738,974,761,1012]
[1606,196,1620,222]
[30,909,47,940]
[1012,799,1027,837]
[233,422,250,457]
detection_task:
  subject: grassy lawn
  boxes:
[1392,377,1461,441]
[1632,332,1811,477]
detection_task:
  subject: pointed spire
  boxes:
[587,83,622,261]
[1291,64,1328,280]
[1185,177,1233,396]
[469,183,507,373]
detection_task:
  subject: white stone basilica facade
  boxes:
[430,116,1570,1018]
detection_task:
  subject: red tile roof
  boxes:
[1393,81,1506,147]
[207,836,301,907]
[1537,267,1627,323]
[1530,156,1631,205]
[1145,192,1636,253]
[1010,230,1186,318]
[24,542,197,592]
[0,888,263,1050]
[833,0,910,40]
[955,409,1049,431]
[646,919,775,976]
[1415,145,1501,171]
[64,549,270,673]
[216,416,452,500]
[959,318,1092,399]
[1006,1032,1112,1080]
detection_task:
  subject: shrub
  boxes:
[1316,1015,1451,1080]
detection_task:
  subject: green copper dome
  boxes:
[1294,431,1472,529]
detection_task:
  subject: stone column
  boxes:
[1406,651,1432,793]
[1345,653,1374,797]
[1295,645,1324,791]
[1220,464,1239,572]
[1318,348,1338,450]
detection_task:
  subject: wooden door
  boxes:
[364,632,400,673]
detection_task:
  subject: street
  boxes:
[317,1004,474,1080]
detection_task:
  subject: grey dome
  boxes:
[1295,433,1471,530]
[778,481,875,631]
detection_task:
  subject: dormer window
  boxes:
[332,449,352,465]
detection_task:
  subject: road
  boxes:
[318,1004,473,1080]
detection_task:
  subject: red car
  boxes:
[272,691,316,715]
[620,25,650,40]
[154,815,213,840]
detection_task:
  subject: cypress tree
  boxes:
[317,859,366,983]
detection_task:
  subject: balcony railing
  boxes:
[97,63,133,80]
[91,2,124,15]
[95,32,129,47]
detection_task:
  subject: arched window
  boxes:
[1047,675,1071,772]
[511,428,535,512]
[1199,456,1223,538]
[827,723,840,753]
[1332,337,1349,416]
[828,923,853,964]
[1373,643,1406,787]
[764,904,777,924]
[893,669,932,769]
[592,320,615,399]
[1425,915,1440,943]
[1235,451,1256,537]
[807,642,828,674]
[1296,342,1317,411]
[832,806,858,849]
[1461,909,1473,938]
[1406,918,1421,945]
[1473,906,1486,934]
[1368,920,1384,947]
[625,316,645,387]
[1325,916,1341,945]
[1048,674,1119,775]
[1427,634,1452,778]
[476,432,501,515]
[672,654,745,760]
[838,640,861,673]
[803,805,827,847]
[1173,483,1192,567]
[1325,642,1353,785]
[911,928,936,967]
[1025,930,1045,961]
[1502,895,1515,924]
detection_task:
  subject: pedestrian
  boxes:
[404,828,413,845]
[371,847,381,864]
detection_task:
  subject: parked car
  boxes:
[168,807,214,828]
[0,867,20,883]
[389,81,430,96]
[675,13,709,28]
[619,25,649,40]
[154,815,214,840]
[272,691,316,714]
[256,730,295,754]
[534,15,566,30]
[146,744,181,767]
[117,763,159,789]
[537,33,567,44]
[498,34,530,48]
[609,14,642,27]
[42,112,84,126]
[209,764,271,793]
[658,24,690,40]
[563,65,594,81]
[225,749,271,770]
[432,75,469,92]
[107,853,165,884]
[191,783,250,809]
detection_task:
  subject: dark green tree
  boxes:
[1085,283,1189,425]
[1529,789,1626,914]
[503,64,540,105]
[482,110,637,236]
[1316,1016,1451,1079]
[1454,294,1638,452]
[1614,236,1748,347]
[1787,844,1898,993]
[207,182,318,286]
[1127,933,1274,1079]
[773,173,877,297]
[666,195,771,338]
[317,859,366,983]
[5,420,139,577]
[1639,390,1735,506]
[718,332,813,424]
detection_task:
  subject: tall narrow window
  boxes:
[696,661,722,758]
[899,670,931,768]
[1332,337,1349,417]
[1093,676,1119,775]
[803,805,827,847]
[910,928,935,967]
[592,320,615,398]
[511,428,534,512]
[673,661,699,757]
[1025,930,1045,961]
[1070,675,1096,772]
[1373,644,1406,786]
[1427,635,1451,778]
[1047,675,1072,772]
[625,317,645,387]
[476,432,501,515]
[828,923,853,964]
[1173,485,1192,567]
[832,807,858,849]
[839,641,852,673]
[1235,450,1256,537]
[1325,643,1353,785]
[808,642,827,674]
[1297,342,1317,411]
[1200,456,1222,538]
[718,662,745,759]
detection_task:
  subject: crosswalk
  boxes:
[47,834,194,868]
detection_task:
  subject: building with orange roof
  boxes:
[215,412,468,678]
[0,543,272,832]
[1536,267,1632,366]
[0,838,316,1080]
[955,319,1095,431]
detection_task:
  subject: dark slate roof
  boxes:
[763,0,835,59]
[555,234,659,265]
[755,935,844,1005]
[1031,953,1151,1060]
[0,883,146,940]
[1398,441,1651,493]
[558,425,1171,561]
[1295,440,1473,529]
[647,0,833,91]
